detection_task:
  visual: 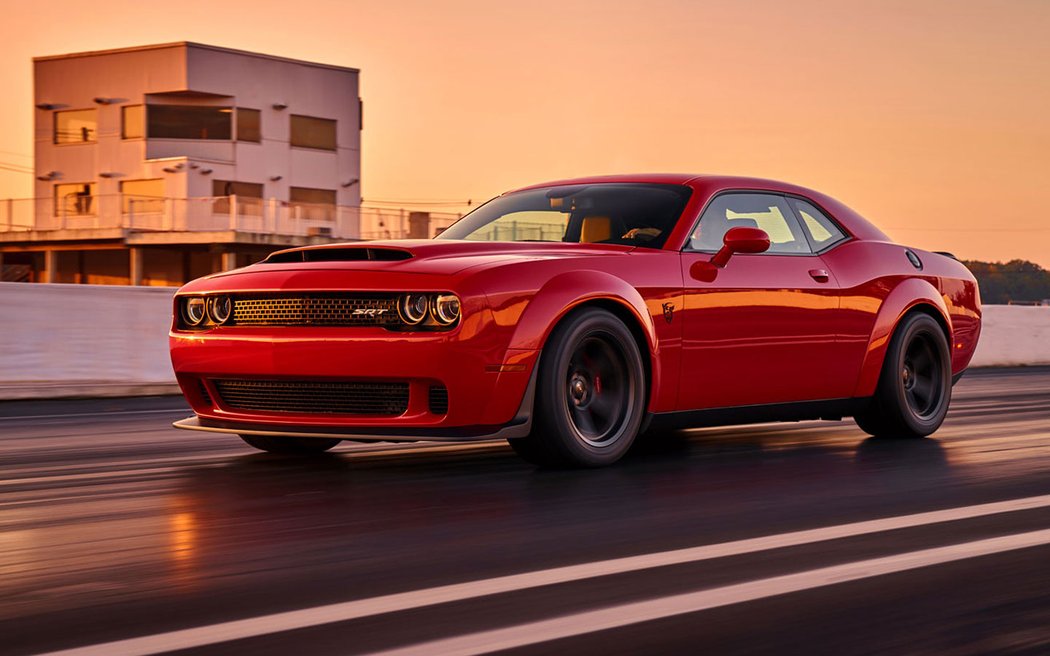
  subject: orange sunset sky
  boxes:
[0,0,1047,266]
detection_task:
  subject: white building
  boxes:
[0,42,370,285]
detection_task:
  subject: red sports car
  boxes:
[170,174,982,467]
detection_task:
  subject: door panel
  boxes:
[678,252,850,410]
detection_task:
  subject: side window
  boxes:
[689,193,812,254]
[789,198,846,250]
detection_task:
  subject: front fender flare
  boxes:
[505,270,661,408]
[853,278,952,397]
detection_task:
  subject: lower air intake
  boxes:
[428,385,449,415]
[212,379,409,416]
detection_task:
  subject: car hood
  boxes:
[220,240,635,278]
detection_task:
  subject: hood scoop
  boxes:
[264,247,414,264]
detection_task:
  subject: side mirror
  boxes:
[710,226,770,268]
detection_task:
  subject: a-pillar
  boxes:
[129,247,143,286]
[221,251,237,272]
[43,250,56,283]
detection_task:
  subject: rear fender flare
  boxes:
[854,278,952,397]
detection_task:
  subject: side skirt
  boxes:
[647,398,870,432]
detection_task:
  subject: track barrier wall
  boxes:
[0,282,1047,400]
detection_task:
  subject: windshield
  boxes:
[437,183,692,248]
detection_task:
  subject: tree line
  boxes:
[962,259,1050,305]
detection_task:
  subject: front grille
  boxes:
[230,294,400,327]
[428,385,449,415]
[212,379,409,415]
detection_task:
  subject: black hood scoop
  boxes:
[264,247,414,264]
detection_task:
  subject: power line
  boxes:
[0,164,34,175]
[886,226,1050,233]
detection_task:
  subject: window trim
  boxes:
[782,194,850,254]
[681,189,853,256]
[53,108,99,146]
[289,114,338,151]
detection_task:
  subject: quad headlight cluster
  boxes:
[177,292,461,331]
[397,293,461,327]
[180,295,233,328]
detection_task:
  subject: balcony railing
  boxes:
[0,195,463,241]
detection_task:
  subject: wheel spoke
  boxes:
[911,345,932,374]
[573,407,598,436]
[911,377,933,409]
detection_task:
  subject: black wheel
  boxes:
[239,434,341,455]
[508,308,646,467]
[854,312,951,438]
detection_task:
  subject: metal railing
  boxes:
[0,195,465,241]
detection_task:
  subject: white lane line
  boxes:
[32,493,1050,656]
[375,528,1050,656]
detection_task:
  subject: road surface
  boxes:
[2,368,1049,655]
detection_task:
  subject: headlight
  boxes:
[209,295,232,324]
[183,297,206,326]
[398,293,429,325]
[432,294,461,325]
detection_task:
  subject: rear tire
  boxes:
[854,312,952,438]
[508,308,646,468]
[239,434,341,455]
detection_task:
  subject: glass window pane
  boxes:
[290,115,336,150]
[147,105,232,140]
[690,193,812,254]
[212,180,264,215]
[54,182,98,216]
[790,198,846,250]
[121,179,165,213]
[54,109,97,144]
[438,184,692,248]
[212,180,264,198]
[463,211,568,242]
[289,186,337,220]
[237,108,261,142]
[122,105,144,139]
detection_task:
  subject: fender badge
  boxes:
[662,302,675,324]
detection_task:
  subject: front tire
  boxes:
[508,308,646,468]
[239,434,341,455]
[854,312,952,438]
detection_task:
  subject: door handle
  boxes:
[808,269,830,282]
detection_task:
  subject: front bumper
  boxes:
[170,325,538,434]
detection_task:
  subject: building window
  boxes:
[290,187,336,220]
[120,179,165,213]
[54,109,97,144]
[122,105,145,139]
[147,105,232,140]
[290,115,336,151]
[212,180,264,215]
[54,182,97,216]
[237,108,261,142]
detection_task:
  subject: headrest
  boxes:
[580,215,612,243]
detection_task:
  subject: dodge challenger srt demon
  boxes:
[170,174,982,467]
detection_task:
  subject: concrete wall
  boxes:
[0,282,176,399]
[969,305,1050,367]
[0,283,1047,401]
